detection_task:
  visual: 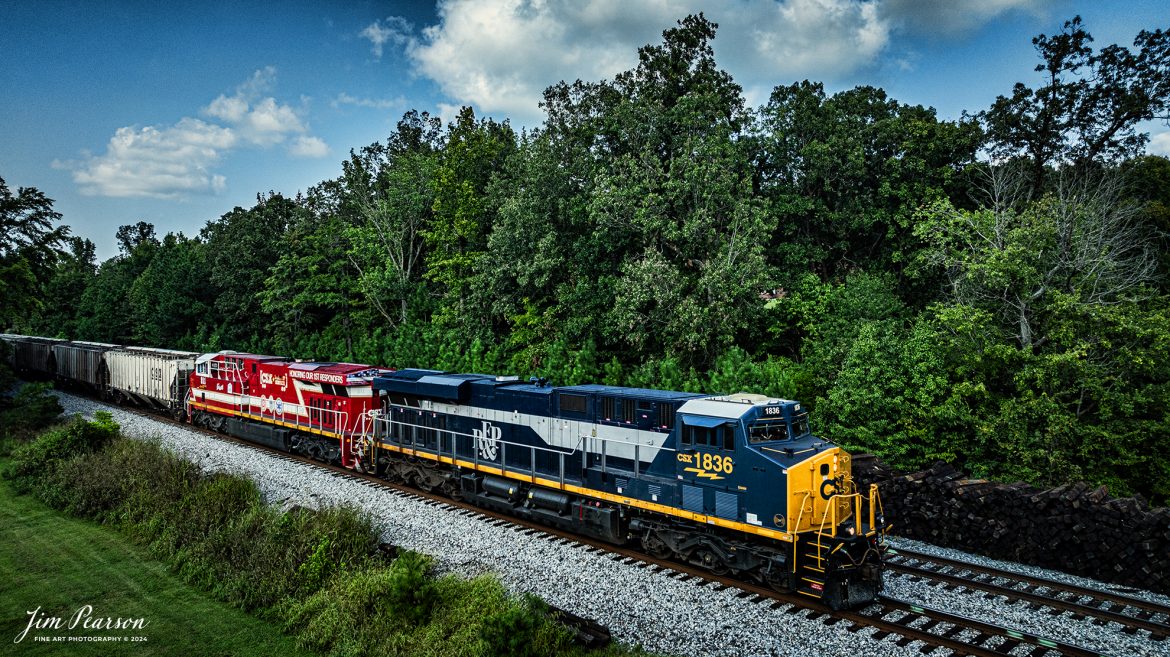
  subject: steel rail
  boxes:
[887,547,1170,639]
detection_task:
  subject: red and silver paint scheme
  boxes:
[186,351,388,467]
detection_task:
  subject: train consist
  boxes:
[2,333,887,609]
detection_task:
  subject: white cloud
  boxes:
[203,67,307,146]
[289,135,330,158]
[332,92,406,110]
[379,0,896,126]
[375,0,1049,126]
[59,118,236,198]
[880,0,1054,35]
[1149,132,1170,158]
[65,68,328,198]
[360,16,412,59]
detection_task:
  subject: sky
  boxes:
[2,0,1168,262]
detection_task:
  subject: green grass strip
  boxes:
[0,465,316,657]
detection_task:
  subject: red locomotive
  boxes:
[186,351,387,467]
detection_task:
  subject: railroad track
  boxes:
[107,400,1118,657]
[886,546,1170,642]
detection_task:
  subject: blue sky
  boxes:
[2,1,1167,262]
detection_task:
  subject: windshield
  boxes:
[749,420,789,444]
[792,412,810,437]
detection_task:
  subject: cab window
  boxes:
[749,420,789,444]
[683,424,735,450]
[792,413,810,437]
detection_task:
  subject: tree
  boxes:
[262,212,363,359]
[593,15,772,365]
[755,82,981,286]
[1120,155,1170,288]
[0,177,68,328]
[75,222,160,342]
[115,220,158,254]
[477,80,628,356]
[127,233,211,348]
[343,111,443,327]
[200,194,299,349]
[914,169,1169,500]
[31,236,97,338]
[915,167,1158,351]
[424,106,516,331]
[982,16,1170,196]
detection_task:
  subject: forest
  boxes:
[3,15,1169,504]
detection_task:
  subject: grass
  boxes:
[0,408,651,657]
[0,461,317,657]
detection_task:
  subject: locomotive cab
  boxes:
[674,395,886,609]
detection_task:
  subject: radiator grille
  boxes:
[715,491,738,519]
[682,485,703,512]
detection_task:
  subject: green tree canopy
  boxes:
[0,177,68,328]
[982,16,1170,195]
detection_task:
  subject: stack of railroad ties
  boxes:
[852,454,1170,596]
[1,334,888,610]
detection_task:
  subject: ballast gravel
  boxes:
[52,392,1170,657]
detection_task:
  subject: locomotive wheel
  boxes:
[641,532,671,559]
[695,549,729,576]
[764,567,791,592]
[442,480,463,502]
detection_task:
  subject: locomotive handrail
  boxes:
[868,483,885,537]
[369,412,650,486]
[240,395,349,438]
[371,415,580,455]
[372,406,677,460]
[792,490,812,569]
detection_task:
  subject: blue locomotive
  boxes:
[368,369,886,609]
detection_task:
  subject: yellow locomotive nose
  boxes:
[786,448,854,533]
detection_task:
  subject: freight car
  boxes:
[105,346,200,419]
[52,341,119,391]
[0,334,19,367]
[1,334,64,377]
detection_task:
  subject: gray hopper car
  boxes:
[52,341,120,390]
[2,334,64,376]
